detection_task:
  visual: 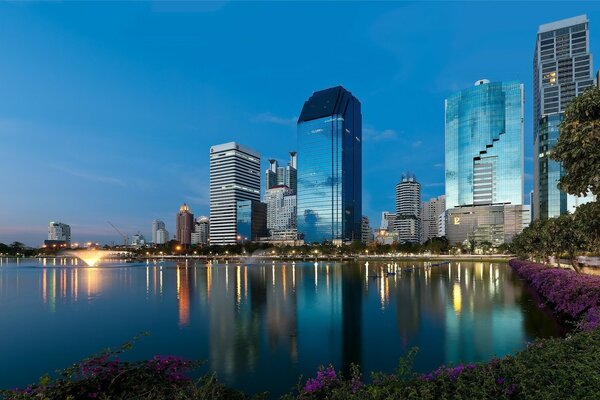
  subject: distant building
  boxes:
[534,15,595,220]
[131,233,146,247]
[395,174,421,243]
[209,142,261,245]
[152,219,168,244]
[265,185,297,237]
[47,222,71,246]
[297,86,362,244]
[191,216,210,246]
[236,200,267,242]
[421,195,445,243]
[380,211,396,232]
[176,203,194,247]
[361,216,372,244]
[265,152,298,195]
[437,212,446,238]
[155,228,169,245]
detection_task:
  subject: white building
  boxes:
[437,212,446,237]
[191,216,210,246]
[48,222,71,245]
[380,211,396,232]
[265,186,297,236]
[395,173,421,243]
[209,142,261,245]
[131,233,146,247]
[152,220,169,245]
[421,195,446,243]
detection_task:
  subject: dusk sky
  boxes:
[1,1,598,246]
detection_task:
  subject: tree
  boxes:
[551,87,600,197]
[573,201,600,254]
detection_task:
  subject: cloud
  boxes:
[363,126,399,142]
[51,165,127,187]
[252,112,297,127]
[412,140,423,148]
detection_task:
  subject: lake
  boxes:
[0,258,564,396]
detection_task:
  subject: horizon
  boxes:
[1,1,597,247]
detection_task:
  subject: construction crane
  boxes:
[108,221,129,246]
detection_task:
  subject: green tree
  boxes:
[551,87,600,197]
[573,201,600,254]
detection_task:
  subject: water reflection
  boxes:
[0,259,565,397]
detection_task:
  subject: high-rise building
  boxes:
[131,233,146,247]
[191,216,210,246]
[236,200,267,242]
[265,186,297,235]
[47,222,71,246]
[297,86,362,244]
[210,142,261,245]
[152,219,167,244]
[379,211,396,232]
[265,152,298,195]
[176,203,194,247]
[421,195,446,243]
[445,79,526,245]
[361,216,372,244]
[533,15,595,220]
[395,173,421,243]
[446,79,524,210]
[155,228,169,245]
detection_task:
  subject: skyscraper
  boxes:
[47,222,71,246]
[209,142,261,245]
[421,195,446,243]
[176,204,194,247]
[445,79,524,210]
[191,216,210,246]
[265,185,297,235]
[395,173,421,243]
[445,79,527,245]
[297,86,362,244]
[151,219,167,244]
[533,15,595,220]
[265,152,297,195]
[236,200,267,242]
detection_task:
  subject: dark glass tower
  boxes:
[296,86,362,243]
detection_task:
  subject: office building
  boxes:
[176,203,194,247]
[380,211,396,232]
[534,15,595,219]
[209,142,261,245]
[236,200,267,242]
[445,79,524,210]
[191,216,210,246]
[151,219,168,244]
[47,221,71,247]
[395,173,421,243]
[421,195,446,243]
[155,228,169,245]
[131,233,146,247]
[265,152,298,195]
[265,186,297,235]
[297,86,362,244]
[361,216,372,244]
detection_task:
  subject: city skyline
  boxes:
[1,2,598,246]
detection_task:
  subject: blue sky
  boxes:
[1,1,598,246]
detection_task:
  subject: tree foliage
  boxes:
[551,87,600,197]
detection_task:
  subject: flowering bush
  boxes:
[509,259,600,330]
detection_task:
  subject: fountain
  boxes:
[64,250,115,267]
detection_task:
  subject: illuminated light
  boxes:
[159,269,163,295]
[244,266,248,300]
[65,250,114,267]
[206,265,212,301]
[225,265,229,291]
[272,265,275,287]
[453,283,462,314]
[282,266,287,301]
[292,264,296,290]
[314,263,318,290]
[326,264,330,292]
[236,265,241,306]
[42,268,47,304]
[177,268,181,299]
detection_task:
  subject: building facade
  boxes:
[152,219,168,244]
[155,229,169,245]
[395,173,421,243]
[421,195,446,243]
[445,79,524,210]
[361,216,372,244]
[47,222,71,246]
[265,152,298,195]
[265,185,297,235]
[236,200,267,242]
[379,211,396,232]
[209,142,261,245]
[533,15,595,220]
[176,203,194,247]
[191,216,210,246]
[297,86,362,244]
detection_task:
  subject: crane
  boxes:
[108,221,129,246]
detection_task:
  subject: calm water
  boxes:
[0,258,563,396]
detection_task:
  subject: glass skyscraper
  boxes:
[445,79,524,210]
[533,15,594,220]
[296,86,362,243]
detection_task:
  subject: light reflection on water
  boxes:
[0,258,564,397]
